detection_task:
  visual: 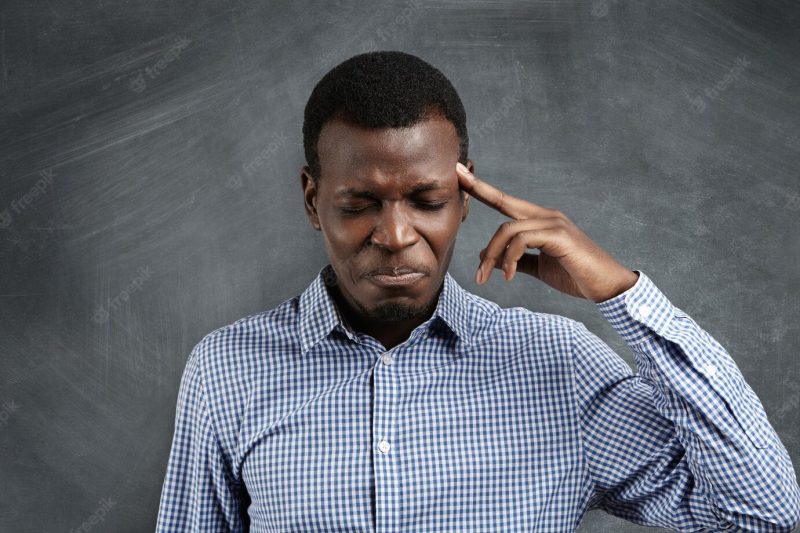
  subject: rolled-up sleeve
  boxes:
[573,270,800,531]
[155,344,248,532]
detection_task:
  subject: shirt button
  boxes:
[702,363,717,377]
[638,304,652,318]
[381,353,393,365]
[378,439,391,454]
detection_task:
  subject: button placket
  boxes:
[702,363,717,378]
[378,439,391,453]
[373,343,403,530]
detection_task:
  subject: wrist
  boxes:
[594,269,639,303]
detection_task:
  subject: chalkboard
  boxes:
[1,1,798,531]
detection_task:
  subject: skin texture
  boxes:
[454,162,639,303]
[301,112,640,352]
[301,112,472,351]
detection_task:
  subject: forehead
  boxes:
[317,115,460,192]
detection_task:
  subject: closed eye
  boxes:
[415,201,448,211]
[340,201,448,214]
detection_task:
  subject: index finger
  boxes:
[455,162,551,220]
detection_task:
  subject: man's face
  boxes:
[301,113,472,324]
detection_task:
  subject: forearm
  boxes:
[595,270,800,531]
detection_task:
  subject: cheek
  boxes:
[320,218,371,263]
[428,203,461,232]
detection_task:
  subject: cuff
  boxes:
[595,270,678,345]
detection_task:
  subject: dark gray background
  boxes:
[1,0,798,531]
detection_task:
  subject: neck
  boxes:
[327,283,439,351]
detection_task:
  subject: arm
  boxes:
[155,344,249,532]
[574,270,800,531]
[451,161,800,529]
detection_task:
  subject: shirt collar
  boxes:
[298,263,474,354]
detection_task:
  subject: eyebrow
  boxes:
[335,181,446,199]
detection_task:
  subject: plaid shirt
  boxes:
[156,263,800,532]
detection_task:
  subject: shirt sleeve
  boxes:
[155,343,249,532]
[573,269,800,532]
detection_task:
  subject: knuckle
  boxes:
[553,226,570,239]
[495,190,507,210]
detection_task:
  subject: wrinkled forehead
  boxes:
[317,116,461,186]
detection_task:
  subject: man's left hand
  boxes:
[456,162,639,303]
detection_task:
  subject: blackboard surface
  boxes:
[1,1,798,531]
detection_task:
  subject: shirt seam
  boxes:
[570,319,600,507]
[192,344,246,491]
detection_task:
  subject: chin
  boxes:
[363,301,428,322]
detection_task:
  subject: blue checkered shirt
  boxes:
[156,264,800,532]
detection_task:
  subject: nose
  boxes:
[370,202,420,252]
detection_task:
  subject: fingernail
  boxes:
[456,162,471,177]
[475,264,482,284]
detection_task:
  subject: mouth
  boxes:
[368,270,426,288]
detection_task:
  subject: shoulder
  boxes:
[180,296,302,447]
[199,294,299,355]
[462,289,579,352]
[188,294,300,392]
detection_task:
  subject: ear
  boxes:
[300,165,321,231]
[460,159,474,223]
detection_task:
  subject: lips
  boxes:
[370,267,419,276]
[367,267,426,288]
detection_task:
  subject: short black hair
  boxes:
[302,50,469,188]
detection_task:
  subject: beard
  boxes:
[323,264,441,325]
[350,293,438,323]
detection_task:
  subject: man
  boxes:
[155,51,800,532]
